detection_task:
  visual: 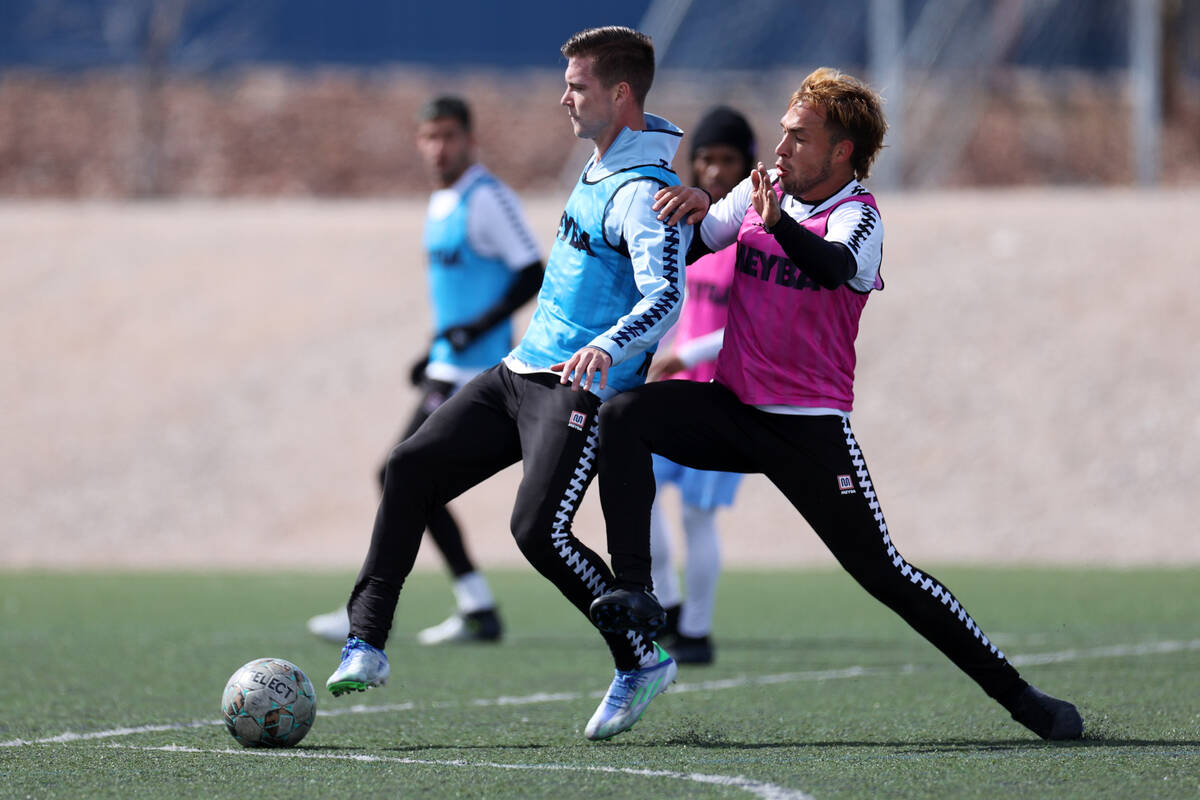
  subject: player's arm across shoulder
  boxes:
[697,173,755,251]
[825,199,884,292]
[467,178,543,268]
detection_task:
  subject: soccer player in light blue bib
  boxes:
[306,96,543,648]
[327,27,690,742]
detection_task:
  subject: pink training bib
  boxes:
[663,244,736,384]
[714,189,881,410]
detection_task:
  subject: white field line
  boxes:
[3,638,1197,749]
[101,744,814,800]
[1008,638,1200,666]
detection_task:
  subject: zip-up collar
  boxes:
[586,113,683,180]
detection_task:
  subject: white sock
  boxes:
[453,572,495,614]
[649,494,682,608]
[678,503,721,638]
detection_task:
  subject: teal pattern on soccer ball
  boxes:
[221,657,316,748]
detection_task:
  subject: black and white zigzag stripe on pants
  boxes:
[349,364,653,671]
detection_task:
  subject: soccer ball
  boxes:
[221,658,316,748]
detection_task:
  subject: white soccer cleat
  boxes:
[417,609,503,645]
[585,643,677,740]
[306,607,351,644]
[326,636,390,697]
[417,614,468,645]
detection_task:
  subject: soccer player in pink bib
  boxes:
[589,68,1084,741]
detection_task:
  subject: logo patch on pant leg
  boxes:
[422,390,447,414]
[837,474,856,494]
[568,410,588,431]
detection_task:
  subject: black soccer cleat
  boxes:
[590,585,666,636]
[669,633,715,665]
[657,604,682,646]
[1007,684,1084,740]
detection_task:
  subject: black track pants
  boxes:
[377,379,474,578]
[350,364,653,670]
[598,379,1026,702]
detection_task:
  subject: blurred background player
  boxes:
[306,95,544,646]
[646,106,755,665]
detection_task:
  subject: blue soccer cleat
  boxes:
[585,643,677,740]
[326,636,390,697]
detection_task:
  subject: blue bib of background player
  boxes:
[425,176,516,369]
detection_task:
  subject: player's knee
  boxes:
[379,442,434,500]
[509,523,556,573]
[508,503,538,546]
[510,505,566,564]
[846,558,906,603]
[598,390,643,440]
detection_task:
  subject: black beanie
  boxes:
[690,106,755,171]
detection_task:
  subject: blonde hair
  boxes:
[790,67,887,181]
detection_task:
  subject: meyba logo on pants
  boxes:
[568,410,588,431]
[837,474,856,494]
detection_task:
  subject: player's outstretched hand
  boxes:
[653,185,710,226]
[551,346,612,392]
[750,162,781,229]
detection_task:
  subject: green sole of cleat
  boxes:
[327,680,368,696]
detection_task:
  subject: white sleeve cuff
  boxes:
[676,328,724,367]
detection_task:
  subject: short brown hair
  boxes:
[418,95,471,132]
[561,26,655,107]
[791,67,887,181]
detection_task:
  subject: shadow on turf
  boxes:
[296,734,1200,754]
[627,732,1200,750]
[297,743,553,753]
[505,635,895,653]
[564,738,1200,752]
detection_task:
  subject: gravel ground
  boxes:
[2,188,1196,570]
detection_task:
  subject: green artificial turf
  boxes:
[1,568,1197,799]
